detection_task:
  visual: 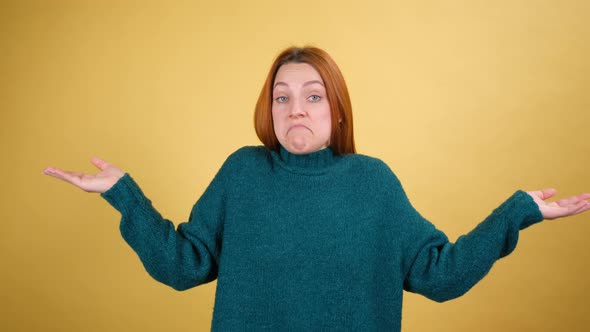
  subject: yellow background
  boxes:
[2,0,589,331]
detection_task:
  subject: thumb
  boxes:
[537,188,557,201]
[90,157,110,171]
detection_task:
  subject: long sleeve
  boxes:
[388,171,544,303]
[100,165,228,291]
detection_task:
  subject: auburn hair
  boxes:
[254,46,356,155]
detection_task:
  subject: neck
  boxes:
[271,145,339,175]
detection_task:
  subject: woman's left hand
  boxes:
[527,189,590,220]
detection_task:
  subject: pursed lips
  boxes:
[287,124,312,134]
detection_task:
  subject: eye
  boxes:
[275,96,288,103]
[308,95,321,102]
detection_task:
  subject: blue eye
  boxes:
[275,96,288,103]
[308,95,321,102]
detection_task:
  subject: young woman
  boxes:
[43,46,590,331]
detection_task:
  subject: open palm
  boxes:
[43,157,124,193]
[527,189,590,220]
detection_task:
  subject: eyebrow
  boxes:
[273,80,325,89]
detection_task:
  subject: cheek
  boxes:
[271,108,284,134]
[319,106,332,132]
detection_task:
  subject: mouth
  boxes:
[287,124,312,134]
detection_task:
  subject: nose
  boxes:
[288,99,306,118]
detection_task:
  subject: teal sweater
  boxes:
[101,146,543,331]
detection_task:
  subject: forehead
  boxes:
[274,63,324,86]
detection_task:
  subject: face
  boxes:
[272,63,332,155]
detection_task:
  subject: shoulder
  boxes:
[345,153,397,175]
[343,153,405,191]
[206,146,270,187]
[219,145,271,172]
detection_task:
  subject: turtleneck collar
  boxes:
[271,145,340,174]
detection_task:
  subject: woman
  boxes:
[43,46,590,331]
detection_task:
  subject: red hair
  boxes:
[254,46,356,155]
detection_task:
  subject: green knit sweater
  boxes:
[101,146,544,331]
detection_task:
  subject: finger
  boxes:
[571,200,590,215]
[91,157,110,171]
[530,188,557,201]
[43,166,57,175]
[43,167,83,186]
[556,193,590,207]
[43,166,69,178]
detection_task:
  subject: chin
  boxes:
[285,144,326,155]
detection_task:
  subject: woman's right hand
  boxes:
[43,157,125,194]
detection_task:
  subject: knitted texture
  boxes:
[101,146,544,331]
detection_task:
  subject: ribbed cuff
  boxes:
[100,173,151,216]
[506,190,544,230]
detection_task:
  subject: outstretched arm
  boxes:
[43,157,227,291]
[400,185,589,302]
